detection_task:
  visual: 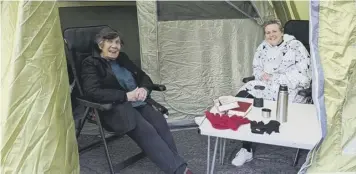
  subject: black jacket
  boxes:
[81,51,153,104]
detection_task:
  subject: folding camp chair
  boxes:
[239,20,311,167]
[284,20,312,104]
[63,25,169,174]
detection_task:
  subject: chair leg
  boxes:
[114,151,146,171]
[293,148,301,167]
[79,134,120,154]
[76,107,90,138]
[93,109,115,174]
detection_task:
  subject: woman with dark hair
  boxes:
[81,28,192,174]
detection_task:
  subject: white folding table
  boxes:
[197,97,322,174]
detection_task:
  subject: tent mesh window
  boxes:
[157,1,259,21]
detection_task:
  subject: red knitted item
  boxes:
[205,111,250,131]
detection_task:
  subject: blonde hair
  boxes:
[263,19,283,33]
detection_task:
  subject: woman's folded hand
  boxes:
[136,88,148,101]
[126,88,138,101]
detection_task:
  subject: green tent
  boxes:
[1,1,355,173]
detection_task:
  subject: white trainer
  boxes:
[231,148,253,166]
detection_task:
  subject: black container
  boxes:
[253,98,264,107]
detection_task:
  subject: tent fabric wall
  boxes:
[156,19,263,119]
[136,1,160,83]
[300,1,356,173]
[286,1,309,20]
[269,1,309,25]
[136,1,168,117]
[270,1,292,25]
[137,1,272,120]
[1,1,79,173]
[250,1,276,24]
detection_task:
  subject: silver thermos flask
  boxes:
[276,85,289,123]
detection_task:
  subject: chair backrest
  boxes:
[63,25,114,96]
[282,21,313,103]
[284,20,310,53]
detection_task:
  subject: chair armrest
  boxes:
[298,87,312,97]
[242,76,255,83]
[146,98,169,115]
[150,84,167,91]
[142,84,166,91]
[76,97,113,111]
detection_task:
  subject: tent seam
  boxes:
[249,1,265,25]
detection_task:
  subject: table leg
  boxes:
[293,148,301,167]
[221,138,226,165]
[219,138,223,164]
[207,136,210,174]
[210,137,219,174]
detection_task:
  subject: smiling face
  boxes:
[264,23,283,46]
[99,36,121,60]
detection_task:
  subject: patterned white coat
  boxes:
[239,34,312,103]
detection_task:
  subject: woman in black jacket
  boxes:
[81,28,192,174]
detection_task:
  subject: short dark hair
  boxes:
[95,27,124,45]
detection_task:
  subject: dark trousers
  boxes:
[235,90,254,151]
[105,104,187,174]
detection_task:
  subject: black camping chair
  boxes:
[241,20,312,104]
[238,20,311,167]
[63,25,169,174]
[284,20,312,104]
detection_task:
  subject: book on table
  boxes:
[227,101,253,117]
[216,96,240,112]
[215,96,253,117]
